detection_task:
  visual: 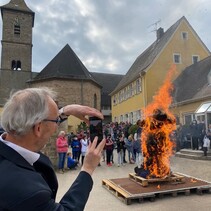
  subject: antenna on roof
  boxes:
[148,19,161,33]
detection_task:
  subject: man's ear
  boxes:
[33,122,42,137]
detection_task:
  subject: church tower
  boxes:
[0,0,34,105]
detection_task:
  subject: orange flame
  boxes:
[157,184,161,189]
[141,65,177,178]
[190,178,197,183]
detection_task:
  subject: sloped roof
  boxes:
[173,56,211,104]
[111,16,210,95]
[91,72,123,106]
[1,0,34,26]
[31,44,101,87]
[91,72,123,93]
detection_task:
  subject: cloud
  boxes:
[0,0,210,74]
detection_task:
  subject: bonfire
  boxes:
[135,66,177,179]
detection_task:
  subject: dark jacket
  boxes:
[0,141,93,211]
[71,139,81,152]
[116,139,125,153]
[190,123,199,137]
[133,140,141,153]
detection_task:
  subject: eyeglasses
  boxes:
[43,117,62,126]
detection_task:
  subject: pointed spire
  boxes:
[1,0,34,13]
[1,0,35,26]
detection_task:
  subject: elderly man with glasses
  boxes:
[0,87,105,211]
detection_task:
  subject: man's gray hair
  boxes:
[1,87,57,135]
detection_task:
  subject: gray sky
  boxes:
[0,0,211,74]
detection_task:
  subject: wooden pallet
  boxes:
[102,174,211,205]
[102,179,155,205]
[129,172,185,187]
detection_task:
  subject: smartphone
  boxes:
[89,116,103,145]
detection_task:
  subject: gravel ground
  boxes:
[56,154,211,211]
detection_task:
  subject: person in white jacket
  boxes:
[203,134,210,156]
[81,134,89,165]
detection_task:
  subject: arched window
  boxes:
[114,117,118,122]
[136,110,141,121]
[130,112,133,124]
[94,94,97,109]
[120,115,123,122]
[125,114,129,123]
[17,60,21,70]
[11,60,16,70]
[11,60,21,70]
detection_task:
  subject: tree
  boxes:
[128,124,138,135]
[77,122,88,131]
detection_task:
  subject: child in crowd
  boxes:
[67,152,78,170]
[125,134,135,164]
[203,134,210,156]
[105,134,114,166]
[116,134,125,167]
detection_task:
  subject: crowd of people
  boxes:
[56,130,89,173]
[176,119,211,156]
[56,118,211,173]
[56,120,145,172]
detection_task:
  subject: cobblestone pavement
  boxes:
[56,155,211,211]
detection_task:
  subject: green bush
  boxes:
[128,124,138,135]
[77,122,88,131]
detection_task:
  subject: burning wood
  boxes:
[135,66,177,179]
[190,178,197,183]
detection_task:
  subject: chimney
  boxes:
[156,27,164,40]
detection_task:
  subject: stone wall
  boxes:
[30,79,101,109]
[0,70,32,106]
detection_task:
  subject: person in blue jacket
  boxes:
[71,135,81,161]
[67,152,78,169]
[0,87,105,211]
